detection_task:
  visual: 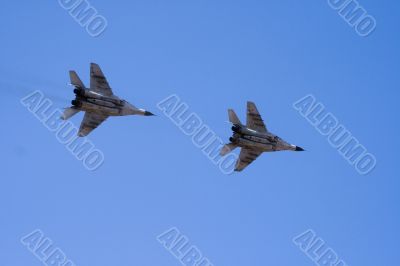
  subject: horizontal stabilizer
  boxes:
[61,107,80,120]
[220,143,237,156]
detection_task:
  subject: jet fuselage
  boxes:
[71,88,152,117]
[230,124,300,152]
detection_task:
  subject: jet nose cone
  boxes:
[144,111,155,116]
[295,146,305,151]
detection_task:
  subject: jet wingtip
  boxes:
[90,62,100,69]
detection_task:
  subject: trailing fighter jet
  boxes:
[220,101,304,172]
[61,63,154,137]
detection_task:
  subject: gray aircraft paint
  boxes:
[61,63,154,137]
[221,101,304,171]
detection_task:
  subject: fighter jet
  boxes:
[61,63,154,137]
[220,101,304,171]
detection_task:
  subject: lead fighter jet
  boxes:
[61,63,154,137]
[221,102,304,172]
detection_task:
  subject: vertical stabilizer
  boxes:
[228,109,242,125]
[69,71,85,89]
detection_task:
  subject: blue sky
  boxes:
[0,0,399,265]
